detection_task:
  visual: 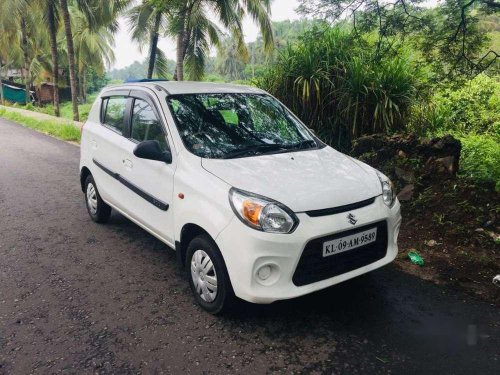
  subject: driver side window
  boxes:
[130,98,168,151]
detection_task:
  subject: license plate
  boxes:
[323,227,377,257]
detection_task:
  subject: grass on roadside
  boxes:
[0,108,81,143]
[19,94,96,122]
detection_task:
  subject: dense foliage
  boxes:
[460,135,500,191]
[256,27,421,151]
[409,74,500,190]
[410,74,499,136]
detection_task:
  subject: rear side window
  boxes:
[130,98,167,151]
[102,96,127,133]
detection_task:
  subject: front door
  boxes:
[118,90,176,246]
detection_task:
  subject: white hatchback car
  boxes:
[80,81,402,313]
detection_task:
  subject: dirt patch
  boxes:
[395,178,499,305]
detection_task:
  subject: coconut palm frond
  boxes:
[241,0,274,52]
[72,9,116,72]
[126,2,156,45]
[184,14,211,81]
[153,48,172,78]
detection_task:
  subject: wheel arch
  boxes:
[80,166,92,192]
[176,223,215,268]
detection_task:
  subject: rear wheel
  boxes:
[186,235,235,314]
[84,174,111,223]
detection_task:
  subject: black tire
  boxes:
[84,174,111,223]
[186,235,236,314]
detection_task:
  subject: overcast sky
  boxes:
[111,0,301,70]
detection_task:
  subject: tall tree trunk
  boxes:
[60,0,79,121]
[174,32,183,81]
[80,67,87,102]
[175,29,188,81]
[47,2,60,117]
[20,17,30,105]
[147,12,162,79]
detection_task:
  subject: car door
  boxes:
[88,91,132,209]
[118,89,176,246]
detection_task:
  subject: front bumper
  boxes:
[216,196,401,304]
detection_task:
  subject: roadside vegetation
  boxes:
[23,94,96,123]
[408,74,500,190]
[0,108,80,142]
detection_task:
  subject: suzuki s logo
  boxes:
[347,213,357,225]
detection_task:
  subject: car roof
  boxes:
[105,81,267,95]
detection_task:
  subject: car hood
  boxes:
[201,146,382,212]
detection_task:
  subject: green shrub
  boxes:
[409,74,500,137]
[459,134,500,191]
[78,102,92,122]
[407,101,451,136]
[255,26,423,151]
[436,74,499,136]
[408,74,500,191]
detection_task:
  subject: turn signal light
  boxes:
[242,200,262,225]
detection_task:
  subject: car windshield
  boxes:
[166,93,319,159]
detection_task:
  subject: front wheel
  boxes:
[186,235,236,314]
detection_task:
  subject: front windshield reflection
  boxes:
[166,93,317,159]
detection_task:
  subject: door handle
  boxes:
[123,159,133,170]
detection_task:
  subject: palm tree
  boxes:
[127,1,170,79]
[32,0,62,115]
[24,12,52,90]
[216,37,247,80]
[170,0,274,81]
[20,16,31,104]
[59,0,128,119]
[72,8,116,102]
[1,0,126,111]
[46,1,61,116]
[60,0,79,120]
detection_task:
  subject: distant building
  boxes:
[36,82,56,105]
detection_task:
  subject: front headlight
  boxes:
[376,172,395,207]
[229,188,299,233]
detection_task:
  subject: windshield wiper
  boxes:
[285,139,317,150]
[223,143,286,159]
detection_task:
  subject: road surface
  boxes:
[0,118,498,374]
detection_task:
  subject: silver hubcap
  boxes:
[191,250,218,303]
[86,183,98,215]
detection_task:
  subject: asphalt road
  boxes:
[0,118,498,374]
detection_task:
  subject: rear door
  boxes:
[88,90,132,209]
[118,89,176,245]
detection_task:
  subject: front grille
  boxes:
[292,221,388,286]
[305,197,376,217]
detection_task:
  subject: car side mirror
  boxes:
[133,140,172,164]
